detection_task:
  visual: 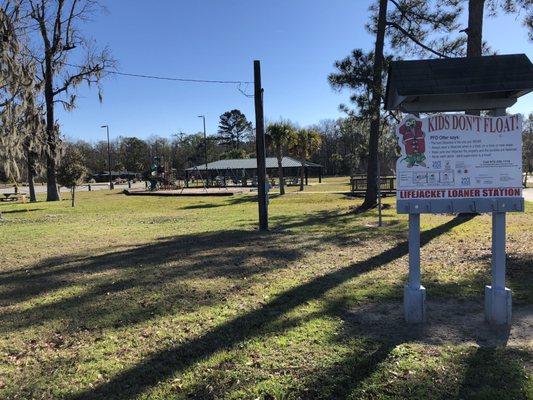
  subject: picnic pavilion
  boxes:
[184,157,323,187]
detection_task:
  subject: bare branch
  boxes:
[64,0,78,47]
[52,63,103,96]
[385,20,450,58]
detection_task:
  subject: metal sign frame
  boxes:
[399,109,523,325]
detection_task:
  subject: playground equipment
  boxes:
[148,156,179,191]
[182,165,208,192]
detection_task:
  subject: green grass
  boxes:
[279,176,353,193]
[0,178,531,399]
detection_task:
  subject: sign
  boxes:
[396,114,523,210]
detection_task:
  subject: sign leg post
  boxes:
[485,211,512,325]
[404,212,426,323]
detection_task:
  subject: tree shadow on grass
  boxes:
[264,276,531,400]
[269,209,407,248]
[0,207,399,306]
[471,252,533,305]
[316,345,532,400]
[65,215,473,400]
[0,229,303,333]
[179,202,222,210]
[0,208,350,305]
[507,254,533,305]
[0,208,392,336]
[0,207,372,336]
[0,208,44,214]
[457,346,532,400]
[180,193,281,210]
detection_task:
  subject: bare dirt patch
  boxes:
[346,299,532,348]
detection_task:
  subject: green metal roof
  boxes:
[186,157,322,171]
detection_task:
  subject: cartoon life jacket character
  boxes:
[399,118,426,168]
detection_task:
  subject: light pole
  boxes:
[198,115,208,186]
[101,125,114,190]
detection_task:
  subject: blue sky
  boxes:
[58,0,533,142]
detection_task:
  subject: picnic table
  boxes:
[1,192,27,202]
[350,176,396,196]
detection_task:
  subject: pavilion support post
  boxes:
[185,171,189,188]
[404,212,426,323]
[319,168,322,183]
[305,166,308,186]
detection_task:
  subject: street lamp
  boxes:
[101,125,114,190]
[198,115,208,186]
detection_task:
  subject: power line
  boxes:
[63,60,256,97]
[237,82,254,98]
[20,51,254,92]
[57,60,252,85]
[106,69,253,85]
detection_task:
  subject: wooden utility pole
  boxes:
[254,60,268,231]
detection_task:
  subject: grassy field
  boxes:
[0,177,531,400]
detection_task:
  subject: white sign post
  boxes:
[396,113,524,324]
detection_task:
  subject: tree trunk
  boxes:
[71,187,75,207]
[44,55,61,201]
[460,0,485,217]
[467,0,484,57]
[361,0,387,210]
[299,158,305,191]
[277,146,285,195]
[27,151,37,202]
[465,0,485,117]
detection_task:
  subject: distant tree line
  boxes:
[1,115,398,185]
[3,108,529,186]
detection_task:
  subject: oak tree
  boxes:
[1,2,44,202]
[25,0,114,201]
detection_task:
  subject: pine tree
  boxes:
[217,110,252,150]
[330,0,463,210]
